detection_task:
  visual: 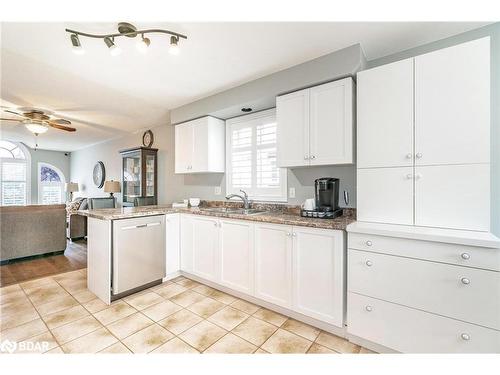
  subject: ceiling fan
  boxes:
[0,108,76,135]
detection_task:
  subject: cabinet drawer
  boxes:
[348,292,500,353]
[348,249,500,329]
[348,232,500,271]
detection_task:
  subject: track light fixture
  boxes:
[70,33,85,55]
[136,34,151,54]
[65,22,187,56]
[104,36,122,56]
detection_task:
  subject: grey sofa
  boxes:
[1,204,67,262]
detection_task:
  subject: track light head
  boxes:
[169,35,180,55]
[104,37,122,56]
[136,35,151,53]
[70,34,85,55]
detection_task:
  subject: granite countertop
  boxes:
[78,204,356,231]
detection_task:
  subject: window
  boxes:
[0,140,30,206]
[226,109,287,202]
[38,163,66,204]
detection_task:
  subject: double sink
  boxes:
[199,207,267,216]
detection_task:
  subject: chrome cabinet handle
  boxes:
[310,155,316,159]
[365,240,372,247]
[461,333,470,341]
[461,252,470,260]
[365,305,373,312]
[292,232,297,237]
[461,277,471,285]
[365,260,373,267]
[406,153,412,159]
[304,155,309,160]
[286,232,291,236]
[416,153,423,159]
[406,173,413,179]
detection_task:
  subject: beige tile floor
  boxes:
[0,269,375,354]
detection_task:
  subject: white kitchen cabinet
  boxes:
[276,89,310,167]
[355,37,491,231]
[357,58,414,168]
[254,223,293,308]
[219,219,255,294]
[191,216,219,281]
[277,77,354,167]
[309,79,354,166]
[415,38,490,166]
[415,164,490,231]
[357,167,414,225]
[292,227,345,326]
[165,213,180,276]
[174,116,225,174]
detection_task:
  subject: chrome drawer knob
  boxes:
[365,305,373,312]
[365,260,373,267]
[365,240,372,247]
[461,253,470,260]
[416,153,423,159]
[461,333,470,341]
[304,155,309,160]
[461,277,471,285]
[311,155,316,159]
[406,153,412,159]
[286,232,291,236]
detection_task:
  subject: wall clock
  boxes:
[142,130,154,148]
[93,161,106,188]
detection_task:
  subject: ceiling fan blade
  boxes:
[0,118,23,122]
[47,122,76,132]
[51,118,72,125]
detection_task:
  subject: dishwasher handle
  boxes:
[121,222,161,231]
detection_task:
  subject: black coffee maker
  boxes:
[314,177,342,219]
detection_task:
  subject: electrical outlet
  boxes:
[289,187,295,198]
[214,186,222,195]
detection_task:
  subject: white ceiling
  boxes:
[0,22,489,151]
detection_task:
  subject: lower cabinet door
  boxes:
[292,227,345,327]
[348,292,500,353]
[180,215,194,272]
[254,223,293,308]
[192,216,219,281]
[219,219,254,294]
[165,213,180,276]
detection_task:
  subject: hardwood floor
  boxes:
[0,240,87,287]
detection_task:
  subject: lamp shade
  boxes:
[104,180,121,193]
[65,182,79,192]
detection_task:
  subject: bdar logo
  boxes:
[0,339,17,354]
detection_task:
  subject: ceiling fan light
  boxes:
[136,36,151,53]
[169,35,180,55]
[70,34,85,55]
[25,122,48,134]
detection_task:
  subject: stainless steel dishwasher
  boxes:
[112,215,165,296]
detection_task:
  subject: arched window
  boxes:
[0,140,31,205]
[38,163,66,204]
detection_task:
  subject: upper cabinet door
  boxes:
[309,78,354,165]
[174,123,193,173]
[276,89,310,167]
[191,119,209,173]
[415,37,490,166]
[357,59,414,168]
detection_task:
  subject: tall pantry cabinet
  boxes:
[356,37,491,232]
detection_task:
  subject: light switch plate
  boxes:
[214,186,222,195]
[289,187,295,198]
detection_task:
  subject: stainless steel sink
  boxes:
[200,207,267,216]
